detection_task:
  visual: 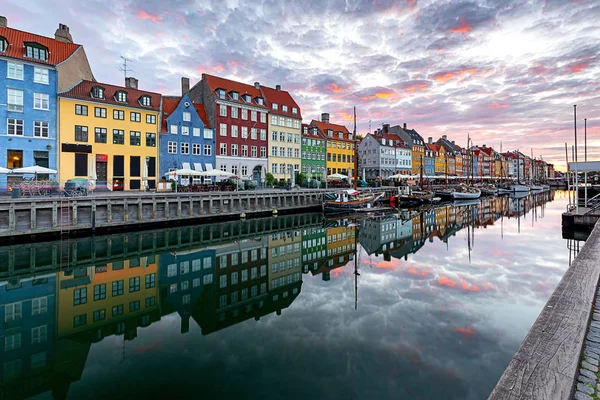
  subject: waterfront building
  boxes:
[0,274,57,396]
[260,84,302,184]
[436,135,462,176]
[426,142,446,175]
[158,246,215,333]
[268,229,303,291]
[388,123,426,175]
[159,79,214,184]
[547,163,555,179]
[58,78,161,190]
[0,19,94,190]
[424,145,435,176]
[478,146,493,177]
[189,74,268,183]
[301,226,327,275]
[56,256,160,340]
[359,215,412,256]
[358,131,411,181]
[301,124,326,182]
[311,113,354,178]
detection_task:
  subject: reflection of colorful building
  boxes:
[158,247,216,333]
[56,256,160,340]
[0,274,56,397]
[321,224,356,280]
[269,229,303,290]
[302,226,327,275]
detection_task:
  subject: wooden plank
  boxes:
[489,221,600,399]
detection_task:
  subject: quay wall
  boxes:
[488,220,600,399]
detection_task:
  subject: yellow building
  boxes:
[312,113,355,178]
[260,84,303,183]
[326,225,356,265]
[268,229,303,290]
[56,255,159,338]
[428,144,446,175]
[58,78,161,190]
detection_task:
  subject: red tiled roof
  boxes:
[260,85,302,119]
[160,97,211,132]
[479,147,493,156]
[0,26,81,66]
[312,120,353,142]
[202,73,267,109]
[302,123,326,140]
[60,80,161,112]
[194,104,209,128]
[427,143,441,152]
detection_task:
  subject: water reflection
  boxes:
[0,191,569,399]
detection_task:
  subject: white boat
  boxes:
[541,184,550,190]
[451,184,481,200]
[323,189,385,213]
[529,184,544,191]
[510,184,529,192]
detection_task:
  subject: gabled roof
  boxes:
[260,85,302,119]
[302,123,326,140]
[478,147,494,156]
[202,73,267,109]
[427,143,441,153]
[60,80,161,112]
[161,96,210,132]
[0,26,81,66]
[372,132,410,149]
[311,120,353,142]
[404,128,425,144]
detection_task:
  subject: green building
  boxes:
[301,225,328,276]
[301,124,326,183]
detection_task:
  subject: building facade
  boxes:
[389,123,425,175]
[301,124,326,182]
[260,84,302,183]
[58,78,161,190]
[159,88,215,184]
[0,20,94,190]
[312,113,354,178]
[189,74,268,184]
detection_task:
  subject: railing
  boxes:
[584,193,600,215]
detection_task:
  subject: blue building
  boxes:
[0,274,56,393]
[424,146,435,176]
[159,88,215,185]
[0,19,94,190]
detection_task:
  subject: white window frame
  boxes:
[193,127,201,137]
[231,125,238,138]
[231,107,238,118]
[168,141,177,154]
[33,67,49,84]
[183,111,191,121]
[260,112,266,123]
[7,88,24,112]
[34,121,49,138]
[170,125,178,134]
[204,144,212,156]
[251,110,257,122]
[241,108,248,120]
[33,92,49,110]
[220,143,227,155]
[192,143,201,155]
[204,128,213,139]
[220,123,227,136]
[7,62,24,80]
[181,142,189,154]
[181,126,189,136]
[219,105,227,117]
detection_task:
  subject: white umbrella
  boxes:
[198,169,235,178]
[12,165,57,174]
[327,173,348,180]
[165,168,203,177]
[0,167,11,174]
[141,159,148,190]
[88,156,97,180]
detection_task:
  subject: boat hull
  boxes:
[452,190,481,200]
[510,184,530,192]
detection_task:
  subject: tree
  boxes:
[296,173,308,187]
[266,172,275,187]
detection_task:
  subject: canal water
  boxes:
[0,191,579,399]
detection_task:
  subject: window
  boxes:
[251,110,257,122]
[272,146,277,156]
[272,115,278,125]
[4,333,21,351]
[241,108,248,120]
[220,123,227,136]
[260,129,266,140]
[93,128,107,143]
[260,112,266,123]
[75,125,88,142]
[181,142,189,154]
[241,165,248,176]
[279,148,285,157]
[146,114,156,124]
[219,105,227,117]
[279,116,285,126]
[7,89,23,112]
[93,309,106,321]
[34,67,49,84]
[220,143,227,155]
[32,297,47,315]
[5,302,22,322]
[251,146,257,157]
[7,119,24,136]
[193,127,201,137]
[91,86,105,99]
[231,144,238,157]
[282,105,288,112]
[251,128,257,140]
[145,132,156,147]
[217,89,226,99]
[230,92,239,100]
[7,62,24,79]
[130,112,141,122]
[220,164,227,172]
[34,121,49,138]
[204,145,212,156]
[95,107,107,118]
[231,165,238,175]
[94,284,106,300]
[113,110,124,120]
[25,43,48,61]
[112,280,124,296]
[145,297,156,307]
[145,273,156,289]
[115,91,127,102]
[272,163,277,174]
[113,129,124,144]
[75,104,87,115]
[294,134,300,143]
[170,125,178,135]
[241,127,248,139]
[182,126,189,136]
[130,131,141,146]
[287,133,293,143]
[112,305,123,317]
[292,107,298,114]
[279,132,285,142]
[74,288,87,305]
[232,107,238,118]
[280,164,286,173]
[192,143,201,155]
[242,145,248,157]
[129,301,140,312]
[272,103,278,110]
[295,149,300,158]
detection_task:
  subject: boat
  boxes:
[391,185,435,207]
[323,189,385,213]
[434,188,455,200]
[510,184,530,192]
[497,184,512,195]
[529,183,544,191]
[541,184,550,190]
[451,198,480,207]
[476,183,497,196]
[451,184,481,200]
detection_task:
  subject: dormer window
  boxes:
[216,89,226,99]
[230,91,239,100]
[327,130,333,137]
[256,98,263,105]
[303,126,308,134]
[139,96,151,107]
[91,86,105,99]
[272,103,278,110]
[313,128,318,136]
[338,132,343,139]
[24,42,48,61]
[282,105,288,112]
[292,107,298,114]
[242,94,251,103]
[115,91,128,103]
[0,37,7,52]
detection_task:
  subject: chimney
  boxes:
[382,124,390,133]
[428,137,433,144]
[483,144,487,148]
[452,141,455,145]
[181,77,190,96]
[54,23,73,43]
[321,113,330,123]
[276,84,281,91]
[254,82,260,89]
[403,123,407,130]
[0,16,7,28]
[442,135,447,140]
[125,77,138,89]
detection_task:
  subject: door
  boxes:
[97,162,107,182]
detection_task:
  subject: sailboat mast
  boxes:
[354,224,359,310]
[353,106,358,190]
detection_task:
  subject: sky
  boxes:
[4,0,599,171]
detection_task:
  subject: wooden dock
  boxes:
[488,220,600,399]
